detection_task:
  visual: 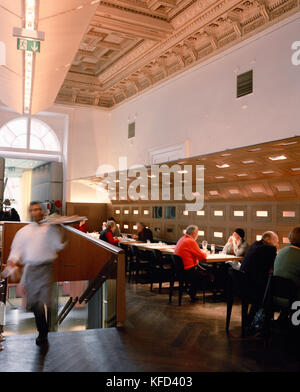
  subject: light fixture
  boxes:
[268,155,287,161]
[276,185,292,192]
[280,141,297,146]
[251,186,264,193]
[214,232,223,238]
[221,153,231,157]
[236,173,248,177]
[177,170,188,174]
[215,176,224,179]
[214,210,223,216]
[248,148,262,152]
[23,0,36,114]
[242,160,255,164]
[291,167,300,171]
[216,164,230,168]
[262,171,274,174]
[282,211,295,218]
[256,211,268,217]
[234,210,244,217]
[25,0,36,30]
[209,190,219,195]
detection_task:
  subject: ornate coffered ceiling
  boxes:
[56,0,300,108]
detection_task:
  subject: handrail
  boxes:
[61,224,124,256]
[55,296,73,325]
[58,297,78,325]
[79,257,117,304]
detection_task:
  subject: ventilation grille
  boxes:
[128,122,135,139]
[237,70,253,98]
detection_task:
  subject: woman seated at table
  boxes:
[99,220,120,245]
[222,228,249,257]
[175,225,211,302]
[132,222,153,242]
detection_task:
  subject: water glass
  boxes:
[210,244,215,255]
[202,240,208,251]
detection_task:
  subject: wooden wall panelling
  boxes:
[209,226,228,246]
[276,202,299,225]
[163,222,176,242]
[153,222,163,238]
[122,206,131,218]
[142,206,152,219]
[250,204,273,224]
[209,204,227,221]
[66,202,107,232]
[110,200,300,248]
[229,205,248,222]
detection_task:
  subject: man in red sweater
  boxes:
[175,225,209,301]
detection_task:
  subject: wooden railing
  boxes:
[0,222,126,325]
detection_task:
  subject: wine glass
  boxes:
[210,244,215,255]
[202,240,208,252]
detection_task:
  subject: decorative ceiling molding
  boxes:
[56,0,300,108]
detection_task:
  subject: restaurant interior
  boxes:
[0,0,299,373]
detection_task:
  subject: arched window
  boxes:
[0,117,61,152]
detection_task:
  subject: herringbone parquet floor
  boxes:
[0,283,299,372]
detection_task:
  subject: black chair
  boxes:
[169,254,186,305]
[263,275,297,345]
[226,267,250,337]
[149,249,173,293]
[169,255,210,305]
[129,245,152,284]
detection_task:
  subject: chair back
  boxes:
[270,275,297,304]
[170,254,185,280]
[227,267,248,298]
[151,249,162,266]
[129,245,139,261]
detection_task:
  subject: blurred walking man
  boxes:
[2,201,65,346]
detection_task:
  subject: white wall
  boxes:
[64,105,110,202]
[0,103,110,203]
[108,14,300,168]
[0,14,299,204]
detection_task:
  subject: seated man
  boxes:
[132,222,153,242]
[99,220,120,245]
[175,225,209,301]
[274,227,300,306]
[223,228,249,257]
[240,231,279,322]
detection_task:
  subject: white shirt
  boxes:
[8,222,65,265]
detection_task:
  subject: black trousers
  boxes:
[184,265,209,299]
[32,302,49,338]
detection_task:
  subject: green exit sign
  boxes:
[17,38,40,53]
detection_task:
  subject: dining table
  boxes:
[118,237,243,264]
